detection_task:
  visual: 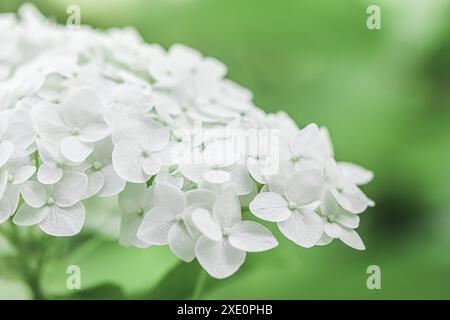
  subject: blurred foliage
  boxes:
[1,0,450,299]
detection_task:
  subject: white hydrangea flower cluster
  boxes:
[0,5,374,279]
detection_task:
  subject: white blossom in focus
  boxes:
[0,5,374,279]
[13,171,88,236]
[250,168,325,248]
[192,187,278,278]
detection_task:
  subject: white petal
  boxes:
[185,189,217,208]
[4,111,36,150]
[0,186,20,223]
[151,142,180,166]
[79,122,110,143]
[118,183,152,214]
[38,161,63,184]
[332,187,368,214]
[324,222,342,238]
[195,236,246,279]
[247,162,267,185]
[98,165,126,197]
[203,169,230,184]
[278,211,324,248]
[298,200,322,214]
[249,192,291,222]
[0,171,8,199]
[54,171,88,207]
[82,171,105,199]
[191,208,222,241]
[37,139,61,162]
[0,198,12,224]
[339,162,374,186]
[39,203,85,236]
[335,210,360,229]
[21,181,47,208]
[153,182,186,214]
[31,105,68,139]
[227,165,255,196]
[12,165,36,184]
[213,187,241,228]
[289,123,321,155]
[143,157,161,176]
[229,221,278,252]
[179,164,209,183]
[339,228,365,250]
[136,207,176,245]
[316,232,333,246]
[13,204,49,226]
[284,168,324,206]
[168,223,196,262]
[61,88,104,128]
[321,190,359,229]
[119,211,148,248]
[0,140,14,167]
[60,136,93,162]
[0,185,20,224]
[146,127,171,151]
[112,140,148,183]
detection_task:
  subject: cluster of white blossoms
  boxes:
[0,5,374,278]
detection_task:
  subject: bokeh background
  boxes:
[1,0,449,299]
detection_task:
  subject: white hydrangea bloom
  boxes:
[13,171,87,236]
[250,168,325,248]
[192,187,277,279]
[137,182,217,262]
[32,88,110,162]
[0,4,374,279]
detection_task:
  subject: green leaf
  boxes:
[55,283,125,300]
[133,261,203,299]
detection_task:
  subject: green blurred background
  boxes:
[1,0,450,299]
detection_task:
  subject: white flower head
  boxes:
[112,120,172,183]
[192,187,277,279]
[137,182,217,262]
[13,171,88,236]
[0,4,374,279]
[317,190,365,250]
[32,87,110,162]
[250,168,325,248]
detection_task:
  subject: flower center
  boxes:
[291,154,301,163]
[56,159,65,168]
[222,227,232,237]
[7,174,14,183]
[175,213,184,223]
[288,201,298,211]
[71,127,81,136]
[137,208,145,216]
[336,187,344,193]
[46,197,55,206]
[142,149,151,158]
[92,161,103,171]
[327,215,335,223]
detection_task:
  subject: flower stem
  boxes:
[191,269,207,300]
[3,216,47,299]
[34,151,40,167]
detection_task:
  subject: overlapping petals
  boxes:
[0,4,374,279]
